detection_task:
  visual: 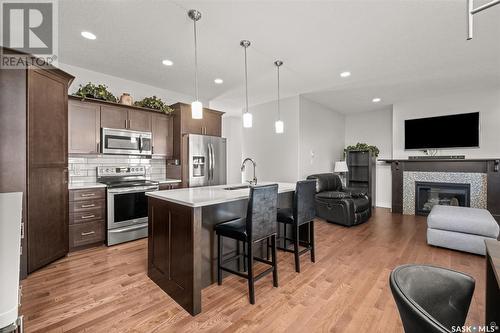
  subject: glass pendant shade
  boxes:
[275,120,284,133]
[243,112,253,128]
[191,101,203,119]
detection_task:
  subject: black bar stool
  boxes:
[276,180,316,273]
[215,184,279,304]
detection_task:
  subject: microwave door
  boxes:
[188,134,209,187]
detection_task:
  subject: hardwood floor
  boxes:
[20,208,486,332]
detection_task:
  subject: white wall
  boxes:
[222,116,243,184]
[242,96,300,183]
[299,97,345,179]
[59,63,196,105]
[345,107,393,208]
[392,88,500,159]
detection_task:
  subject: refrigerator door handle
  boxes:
[207,143,213,181]
[211,143,216,177]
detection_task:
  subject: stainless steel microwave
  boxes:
[101,128,152,156]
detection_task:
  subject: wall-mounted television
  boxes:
[405,112,480,150]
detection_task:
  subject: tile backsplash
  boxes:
[69,155,166,183]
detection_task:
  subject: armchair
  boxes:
[306,173,371,226]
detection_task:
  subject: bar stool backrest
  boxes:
[246,184,279,242]
[294,180,317,225]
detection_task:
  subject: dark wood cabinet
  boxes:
[152,113,172,157]
[100,105,128,130]
[69,188,105,250]
[101,104,152,132]
[159,183,180,191]
[203,110,222,136]
[0,52,74,277]
[28,167,69,270]
[26,67,73,273]
[68,97,173,158]
[128,109,152,132]
[68,100,100,154]
[346,150,376,207]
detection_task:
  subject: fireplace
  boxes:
[415,181,471,215]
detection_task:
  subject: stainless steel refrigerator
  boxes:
[188,134,227,187]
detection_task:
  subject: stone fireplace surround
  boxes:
[402,171,487,215]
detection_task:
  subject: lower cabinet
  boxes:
[69,188,106,250]
[159,183,180,191]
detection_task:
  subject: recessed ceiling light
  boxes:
[372,97,381,103]
[340,71,351,78]
[214,78,223,84]
[162,59,174,66]
[81,31,96,40]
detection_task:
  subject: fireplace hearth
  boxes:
[415,181,470,215]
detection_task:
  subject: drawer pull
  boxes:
[81,193,96,197]
[81,214,96,219]
[81,231,96,236]
[81,204,95,208]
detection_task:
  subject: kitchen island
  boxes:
[146,182,295,315]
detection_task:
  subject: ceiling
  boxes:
[59,0,500,115]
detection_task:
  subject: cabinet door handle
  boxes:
[81,231,96,236]
[81,204,95,208]
[81,214,95,219]
[81,193,96,197]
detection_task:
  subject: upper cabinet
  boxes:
[100,105,151,131]
[68,97,171,157]
[68,100,100,154]
[171,103,223,137]
[203,109,222,136]
[128,109,152,132]
[151,113,172,157]
[100,105,128,130]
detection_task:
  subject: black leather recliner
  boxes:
[306,173,371,226]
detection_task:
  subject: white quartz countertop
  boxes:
[146,182,295,207]
[68,182,107,190]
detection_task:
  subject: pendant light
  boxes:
[274,60,284,134]
[240,40,252,128]
[188,9,203,119]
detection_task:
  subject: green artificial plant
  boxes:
[344,142,380,157]
[134,96,174,114]
[74,82,118,102]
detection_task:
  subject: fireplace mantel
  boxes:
[382,158,500,222]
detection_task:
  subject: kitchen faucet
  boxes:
[241,157,257,185]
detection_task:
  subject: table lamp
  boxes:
[334,161,349,187]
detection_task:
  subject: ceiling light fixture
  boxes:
[81,31,96,40]
[162,59,173,66]
[372,97,381,103]
[188,9,203,119]
[274,60,284,134]
[241,40,252,128]
[214,78,223,84]
[340,71,351,78]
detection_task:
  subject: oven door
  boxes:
[107,185,158,230]
[101,128,152,156]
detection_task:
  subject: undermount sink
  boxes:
[223,185,251,190]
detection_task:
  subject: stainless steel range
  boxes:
[97,166,159,246]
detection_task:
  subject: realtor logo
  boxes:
[2,1,53,54]
[1,0,58,68]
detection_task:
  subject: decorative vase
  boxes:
[119,93,133,105]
